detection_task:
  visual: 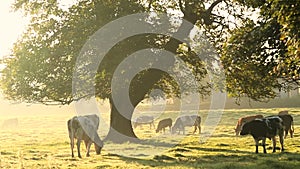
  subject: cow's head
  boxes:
[240,123,250,136]
[171,126,177,134]
[95,141,103,155]
[235,123,245,136]
[234,128,240,136]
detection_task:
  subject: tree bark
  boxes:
[104,98,139,143]
[104,69,165,143]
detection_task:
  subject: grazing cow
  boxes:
[235,115,264,136]
[277,114,294,138]
[156,118,172,133]
[67,114,103,158]
[1,118,18,129]
[278,110,289,115]
[240,116,284,153]
[171,115,201,135]
[133,115,155,129]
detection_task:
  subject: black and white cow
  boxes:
[171,115,201,135]
[67,114,104,158]
[240,116,284,153]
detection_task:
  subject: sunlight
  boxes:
[0,0,29,59]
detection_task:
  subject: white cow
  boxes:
[171,115,201,135]
[133,115,155,129]
[67,114,103,158]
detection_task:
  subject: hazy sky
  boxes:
[0,0,76,59]
[0,1,75,113]
[0,0,29,58]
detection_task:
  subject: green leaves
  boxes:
[222,0,299,102]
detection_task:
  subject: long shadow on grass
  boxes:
[104,137,184,149]
[184,146,251,154]
[99,153,194,168]
[102,134,300,168]
[99,151,300,169]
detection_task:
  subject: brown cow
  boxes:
[235,115,264,136]
[278,114,294,138]
[156,118,172,133]
[67,114,103,158]
[267,114,294,138]
[278,110,289,115]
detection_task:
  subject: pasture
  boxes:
[0,107,300,168]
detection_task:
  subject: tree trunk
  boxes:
[104,99,139,143]
[104,69,165,143]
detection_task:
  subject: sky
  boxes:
[0,1,76,115]
[0,0,76,59]
[0,0,29,59]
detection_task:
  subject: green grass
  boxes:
[0,108,300,168]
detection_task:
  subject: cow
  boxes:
[277,114,294,138]
[133,115,155,129]
[156,118,172,133]
[278,110,289,115]
[1,118,18,129]
[235,114,264,136]
[240,116,284,153]
[171,115,201,135]
[67,114,104,158]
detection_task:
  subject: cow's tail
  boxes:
[67,119,73,138]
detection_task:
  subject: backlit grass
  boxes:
[0,108,299,168]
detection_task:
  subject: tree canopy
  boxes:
[222,0,299,101]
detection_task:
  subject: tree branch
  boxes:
[178,0,184,13]
[207,0,224,14]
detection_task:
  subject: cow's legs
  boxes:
[198,125,201,134]
[284,130,288,139]
[262,138,267,153]
[77,139,82,158]
[86,140,92,157]
[279,135,284,152]
[70,138,74,157]
[272,137,277,153]
[289,129,294,138]
[84,140,88,148]
[255,139,259,153]
[193,126,197,134]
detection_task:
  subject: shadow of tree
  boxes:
[98,147,300,169]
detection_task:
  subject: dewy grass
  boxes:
[0,108,299,168]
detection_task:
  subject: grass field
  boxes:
[0,107,299,168]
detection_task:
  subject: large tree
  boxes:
[1,0,298,142]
